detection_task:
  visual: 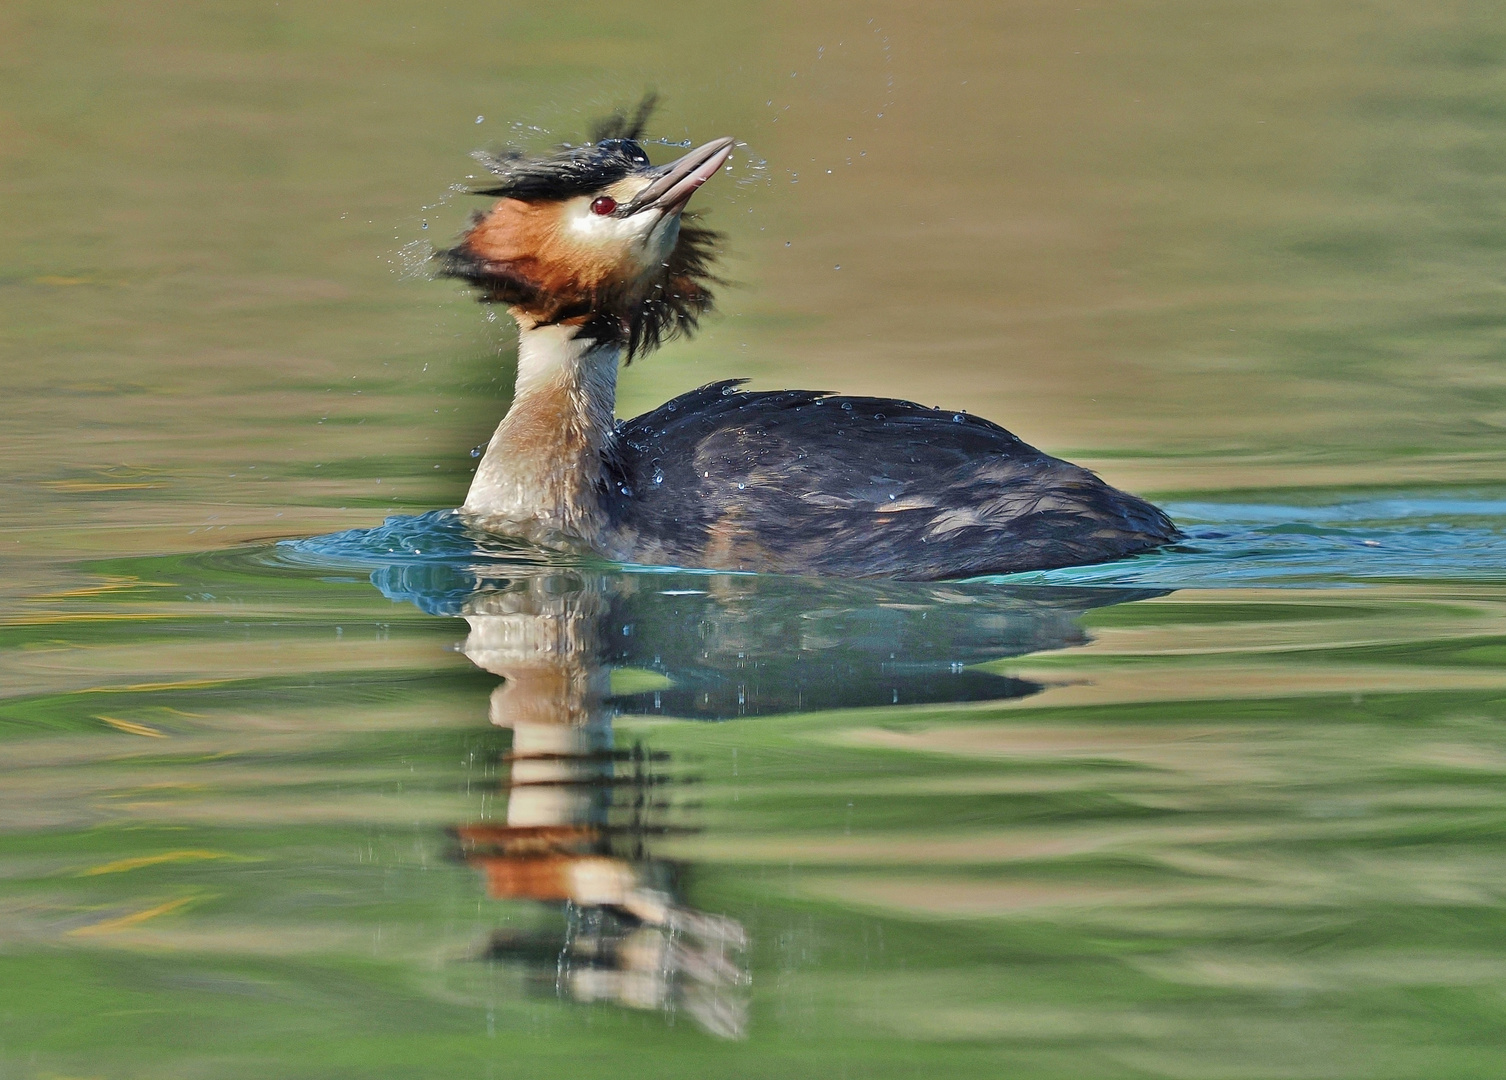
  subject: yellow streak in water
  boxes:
[1,612,175,627]
[67,895,196,937]
[79,850,233,876]
[42,481,162,492]
[98,716,165,738]
[79,679,227,694]
[37,576,169,599]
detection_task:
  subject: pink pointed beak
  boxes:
[624,137,736,215]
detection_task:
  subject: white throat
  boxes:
[462,322,621,545]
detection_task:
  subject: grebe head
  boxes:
[437,101,732,359]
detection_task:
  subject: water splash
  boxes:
[278,494,1506,590]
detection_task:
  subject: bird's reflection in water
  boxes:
[371,561,1159,1038]
[451,578,749,1039]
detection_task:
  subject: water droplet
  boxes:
[737,482,746,490]
[841,401,853,411]
[953,414,964,423]
[835,264,841,270]
[420,221,428,229]
[470,444,485,458]
[475,115,484,124]
[651,468,664,486]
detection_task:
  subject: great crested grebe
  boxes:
[438,104,1178,580]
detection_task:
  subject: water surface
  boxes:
[3,2,1506,1077]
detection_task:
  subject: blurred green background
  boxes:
[3,2,1506,1077]
[5,0,1506,561]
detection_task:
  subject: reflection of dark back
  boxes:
[369,563,1157,1039]
[374,563,1160,718]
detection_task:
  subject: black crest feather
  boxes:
[470,93,661,202]
[589,92,658,143]
[439,96,725,362]
[617,217,721,362]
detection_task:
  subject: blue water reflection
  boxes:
[282,493,1506,596]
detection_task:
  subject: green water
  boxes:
[4,2,1506,1077]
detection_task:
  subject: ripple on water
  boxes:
[277,494,1506,589]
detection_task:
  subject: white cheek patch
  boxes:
[563,178,656,241]
[564,198,649,246]
[559,181,673,276]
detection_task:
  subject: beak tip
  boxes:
[630,136,738,215]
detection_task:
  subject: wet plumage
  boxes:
[436,100,1180,580]
[603,381,1177,579]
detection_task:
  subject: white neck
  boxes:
[462,322,621,544]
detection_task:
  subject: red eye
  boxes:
[590,196,618,216]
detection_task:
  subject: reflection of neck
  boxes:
[462,583,615,829]
[463,322,621,544]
